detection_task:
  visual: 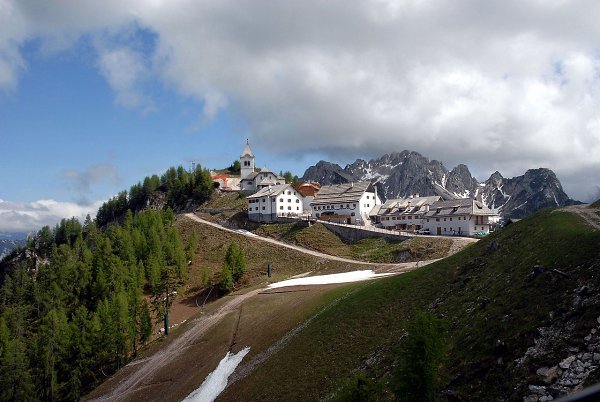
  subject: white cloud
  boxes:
[1,0,600,199]
[0,199,103,232]
[97,44,153,111]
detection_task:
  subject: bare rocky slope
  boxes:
[302,150,579,218]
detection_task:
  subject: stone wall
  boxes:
[320,221,408,242]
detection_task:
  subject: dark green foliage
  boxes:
[0,208,194,400]
[282,170,299,185]
[186,230,199,262]
[96,165,213,227]
[391,311,446,402]
[219,264,234,293]
[230,160,241,172]
[220,241,246,292]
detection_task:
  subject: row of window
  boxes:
[429,217,467,222]
[314,203,356,210]
[383,215,414,221]
[249,198,300,204]
[251,206,301,212]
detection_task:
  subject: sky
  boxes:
[1,0,599,232]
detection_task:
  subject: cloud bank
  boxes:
[1,0,600,200]
[0,199,103,233]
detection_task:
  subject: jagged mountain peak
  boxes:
[302,152,578,218]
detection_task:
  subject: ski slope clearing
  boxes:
[268,270,396,289]
[183,347,250,402]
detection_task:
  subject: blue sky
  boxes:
[0,37,313,202]
[1,1,599,232]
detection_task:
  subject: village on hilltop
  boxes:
[211,141,500,236]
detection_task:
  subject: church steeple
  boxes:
[240,139,255,179]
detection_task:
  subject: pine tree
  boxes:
[219,264,234,293]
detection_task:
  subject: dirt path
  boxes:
[88,288,262,402]
[184,213,462,269]
[558,204,600,230]
[88,214,454,401]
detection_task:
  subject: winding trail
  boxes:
[88,288,263,402]
[87,213,463,401]
[184,213,460,270]
[558,204,600,230]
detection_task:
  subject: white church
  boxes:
[238,141,286,193]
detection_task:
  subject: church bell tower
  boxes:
[240,139,255,179]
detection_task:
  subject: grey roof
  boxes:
[241,170,283,182]
[311,181,374,205]
[378,196,441,216]
[240,142,254,158]
[247,184,291,199]
[423,199,497,217]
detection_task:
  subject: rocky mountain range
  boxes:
[0,232,28,260]
[302,150,579,218]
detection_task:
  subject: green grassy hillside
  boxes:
[220,209,600,401]
[255,222,454,263]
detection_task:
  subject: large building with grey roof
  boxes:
[372,195,442,230]
[422,198,498,236]
[310,181,381,225]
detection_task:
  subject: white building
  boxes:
[247,184,304,222]
[311,181,381,225]
[372,195,441,230]
[421,199,498,236]
[240,170,285,193]
[240,140,255,179]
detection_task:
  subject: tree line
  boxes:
[96,164,214,227]
[0,209,196,401]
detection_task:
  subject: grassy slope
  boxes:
[220,210,600,401]
[590,199,600,208]
[175,215,353,296]
[255,221,453,263]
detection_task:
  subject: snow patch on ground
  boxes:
[183,347,250,402]
[268,270,395,289]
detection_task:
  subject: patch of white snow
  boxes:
[268,270,395,289]
[183,347,251,402]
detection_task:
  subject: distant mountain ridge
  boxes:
[301,150,579,218]
[0,232,29,260]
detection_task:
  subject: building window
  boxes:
[450,217,452,221]
[280,198,283,202]
[262,198,265,202]
[436,218,440,222]
[272,198,276,202]
[288,206,292,210]
[297,207,300,210]
[262,206,265,210]
[353,204,356,207]
[280,206,283,210]
[287,191,291,195]
[288,199,291,203]
[444,218,446,221]
[296,199,300,203]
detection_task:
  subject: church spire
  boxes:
[240,140,255,179]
